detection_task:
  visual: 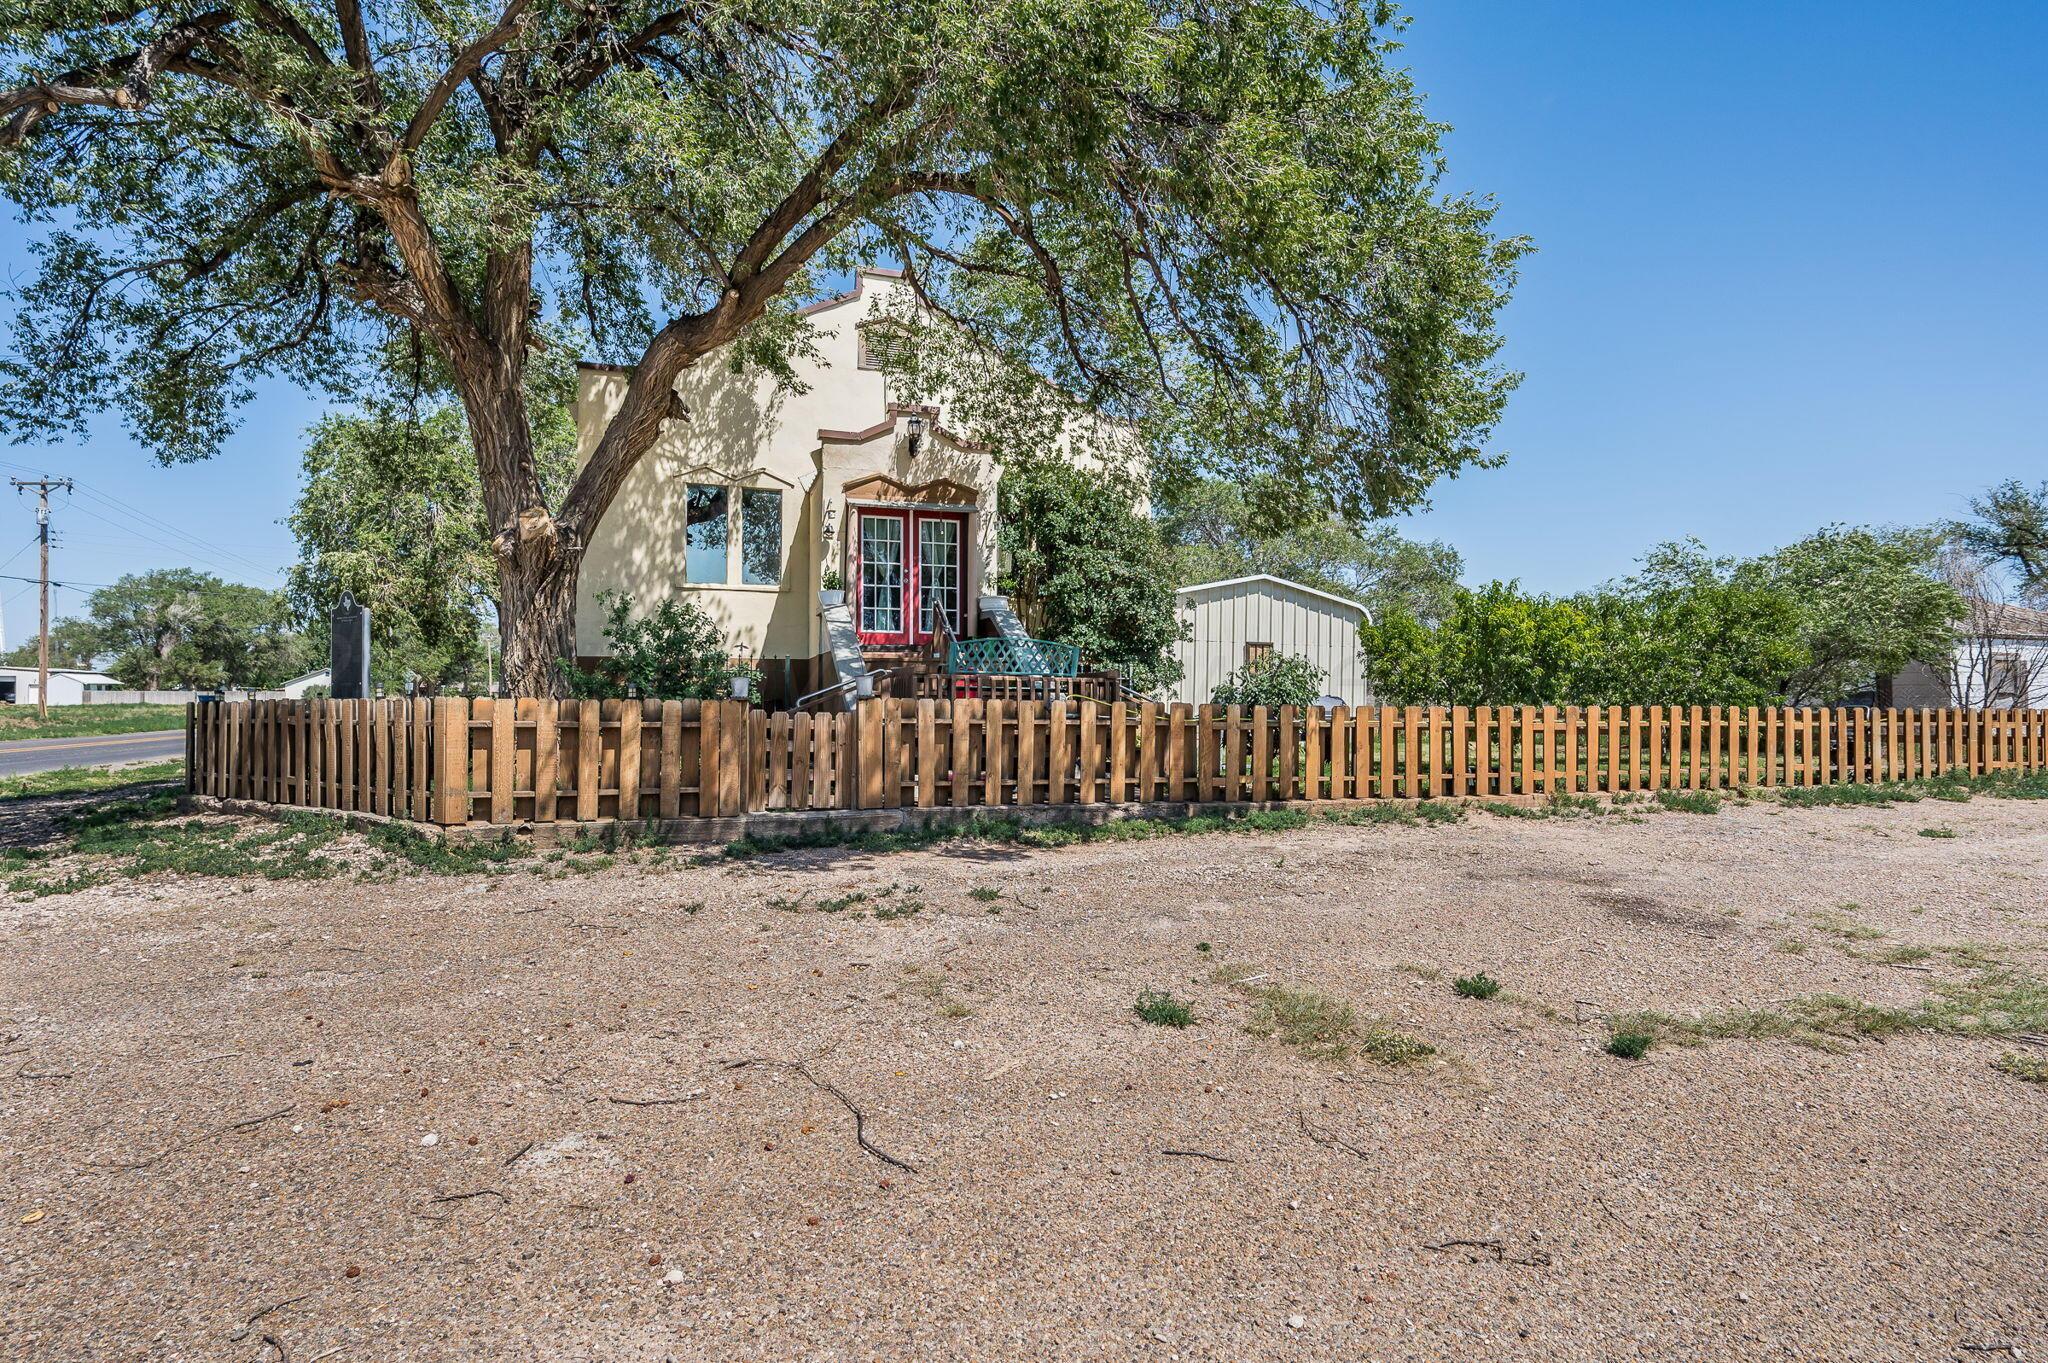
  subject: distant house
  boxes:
[1880,600,2048,708]
[278,668,332,699]
[0,666,122,707]
[1168,575,1372,707]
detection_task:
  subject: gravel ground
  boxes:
[3,796,2046,1362]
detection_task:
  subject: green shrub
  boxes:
[1210,652,1325,709]
[561,590,756,700]
[1654,789,1722,815]
[1606,1029,1654,1059]
[1133,989,1195,1028]
[1452,971,1501,1000]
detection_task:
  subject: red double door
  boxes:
[854,507,966,647]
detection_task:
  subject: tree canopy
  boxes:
[1,0,1525,692]
[1955,480,2048,603]
[1157,475,1464,624]
[1362,530,1961,707]
[11,568,313,689]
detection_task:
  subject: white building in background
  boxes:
[1882,600,2048,708]
[1168,574,1372,707]
[278,668,332,698]
[0,666,123,707]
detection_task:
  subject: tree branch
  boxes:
[1,11,234,145]
[394,0,532,161]
[335,0,387,119]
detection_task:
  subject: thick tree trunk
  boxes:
[498,538,582,697]
[456,364,586,698]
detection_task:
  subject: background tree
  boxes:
[1758,526,1960,704]
[1,0,1524,694]
[1362,532,1958,707]
[999,460,1183,690]
[1935,544,2040,706]
[286,342,577,692]
[1,616,100,670]
[50,569,311,689]
[1954,480,2048,603]
[1364,580,1599,706]
[1574,544,1805,707]
[1157,477,1464,624]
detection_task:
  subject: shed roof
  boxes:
[1968,600,2048,641]
[1175,573,1370,622]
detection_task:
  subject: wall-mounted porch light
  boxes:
[905,413,926,457]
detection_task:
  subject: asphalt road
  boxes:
[0,730,186,779]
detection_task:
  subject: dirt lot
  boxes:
[4,793,2046,1362]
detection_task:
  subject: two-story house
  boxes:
[572,268,1024,705]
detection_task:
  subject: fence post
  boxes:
[855,698,884,810]
[430,697,468,825]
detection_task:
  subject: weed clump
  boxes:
[1993,1053,2048,1083]
[1452,971,1501,1000]
[1606,1029,1654,1059]
[1133,990,1196,1028]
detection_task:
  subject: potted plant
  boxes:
[820,567,847,608]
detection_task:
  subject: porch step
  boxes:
[978,594,1029,642]
[818,602,870,711]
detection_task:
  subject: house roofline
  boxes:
[818,403,988,453]
[795,266,906,318]
[1175,573,1372,623]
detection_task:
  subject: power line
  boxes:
[0,455,283,579]
[0,572,110,590]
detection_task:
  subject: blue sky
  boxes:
[3,0,2044,647]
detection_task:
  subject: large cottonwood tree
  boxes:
[1,0,1525,694]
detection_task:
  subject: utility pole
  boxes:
[11,477,73,720]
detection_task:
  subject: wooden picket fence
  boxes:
[188,699,2048,829]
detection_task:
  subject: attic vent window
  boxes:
[858,324,909,371]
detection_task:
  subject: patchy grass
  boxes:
[968,886,1002,902]
[0,760,183,802]
[1452,971,1501,1000]
[768,883,923,920]
[0,703,187,740]
[1654,789,1723,815]
[1993,1052,2048,1083]
[1232,977,1432,1066]
[897,965,973,1018]
[1776,782,1921,809]
[1133,989,1196,1028]
[1807,905,1885,941]
[1773,937,1809,955]
[1919,827,1957,839]
[2,792,541,897]
[1609,964,2048,1055]
[1322,800,1466,827]
[1776,768,2048,808]
[364,823,527,873]
[725,800,1481,861]
[1847,944,1934,965]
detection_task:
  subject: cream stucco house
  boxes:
[573,267,1055,704]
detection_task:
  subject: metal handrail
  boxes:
[793,666,898,711]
